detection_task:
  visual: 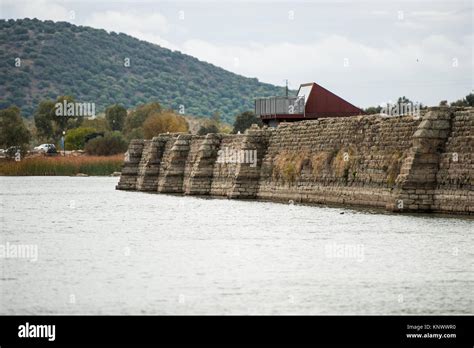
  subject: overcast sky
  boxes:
[2,0,472,107]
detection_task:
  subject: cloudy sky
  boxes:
[1,0,472,107]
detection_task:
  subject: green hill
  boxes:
[0,18,286,123]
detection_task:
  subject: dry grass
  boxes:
[333,146,357,178]
[0,154,124,176]
[273,150,309,182]
[384,150,404,185]
[273,148,351,182]
[311,151,335,175]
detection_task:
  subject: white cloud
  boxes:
[83,11,175,49]
[180,34,462,82]
[3,0,71,22]
[410,10,457,19]
[2,0,471,106]
[84,11,169,35]
[369,10,389,16]
[180,34,471,106]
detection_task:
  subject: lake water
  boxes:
[1,176,472,314]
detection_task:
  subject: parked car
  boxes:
[34,144,57,153]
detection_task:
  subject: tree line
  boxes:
[363,94,474,114]
[0,97,262,157]
[2,93,471,157]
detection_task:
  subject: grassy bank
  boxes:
[0,154,124,176]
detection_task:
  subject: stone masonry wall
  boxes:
[210,134,245,197]
[157,134,193,193]
[117,107,473,215]
[182,136,206,193]
[257,114,421,209]
[432,109,473,213]
[228,126,272,199]
[116,139,144,190]
[184,134,222,195]
[136,134,176,192]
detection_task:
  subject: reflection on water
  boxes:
[1,177,473,314]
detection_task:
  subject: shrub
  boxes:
[65,127,96,150]
[197,123,219,135]
[232,111,262,134]
[84,131,128,156]
[126,127,144,141]
[124,102,161,135]
[142,111,188,139]
[81,117,109,132]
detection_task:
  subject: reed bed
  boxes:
[0,154,124,176]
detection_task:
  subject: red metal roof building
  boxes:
[255,82,364,126]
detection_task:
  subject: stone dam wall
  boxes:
[116,107,473,215]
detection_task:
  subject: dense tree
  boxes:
[397,96,412,104]
[124,102,161,135]
[52,96,84,132]
[33,96,84,141]
[364,96,427,115]
[364,106,382,114]
[466,93,474,106]
[0,106,31,154]
[450,93,474,107]
[450,99,468,107]
[105,104,126,131]
[142,111,189,139]
[0,19,287,123]
[232,111,262,134]
[197,123,219,135]
[34,100,56,140]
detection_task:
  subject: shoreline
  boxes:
[128,189,474,219]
